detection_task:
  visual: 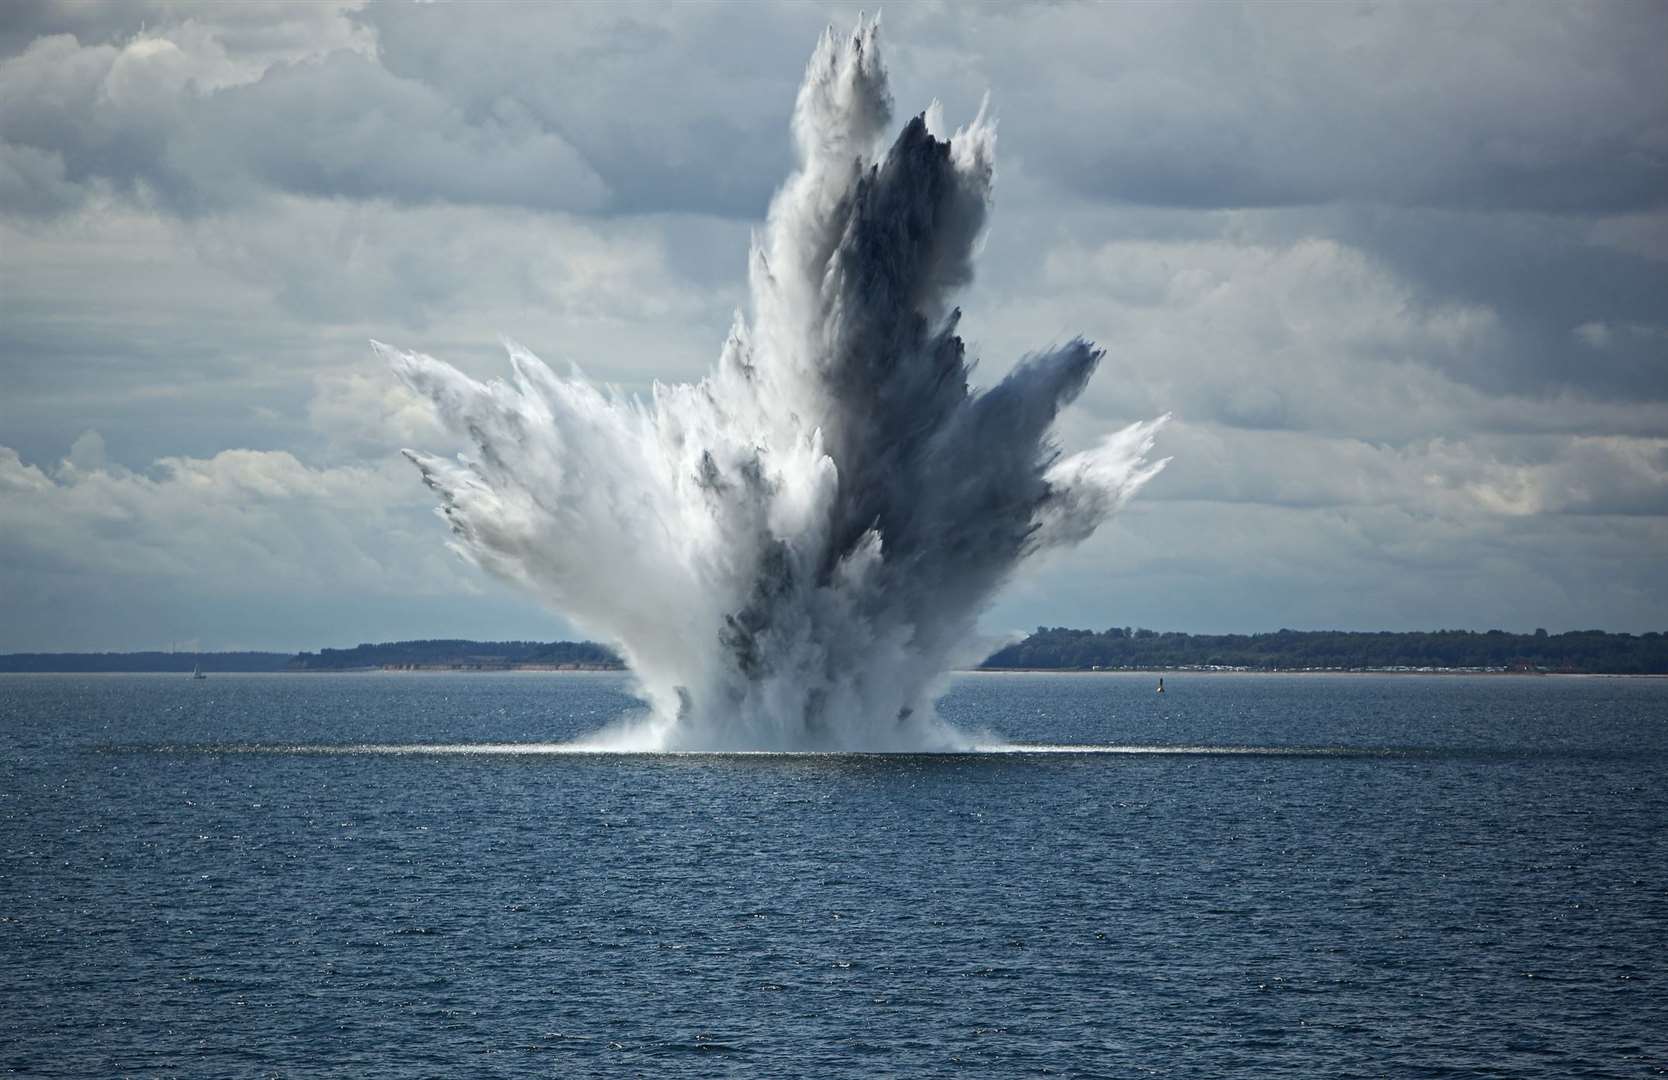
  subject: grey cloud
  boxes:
[968,225,1515,443]
[1313,206,1668,404]
[2,3,1665,649]
[9,3,1665,224]
[0,202,340,469]
[0,1,370,67]
[930,2,1668,417]
[1477,434,1668,517]
[0,26,606,218]
[0,565,569,654]
[0,140,85,215]
[0,440,569,652]
[959,197,1668,441]
[0,3,817,220]
[994,500,1668,636]
[0,195,739,473]
[1144,424,1668,519]
[0,35,144,208]
[960,3,1668,215]
[181,50,607,214]
[0,0,158,60]
[358,1,828,217]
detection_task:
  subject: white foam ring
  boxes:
[187,743,1378,759]
[376,18,1169,752]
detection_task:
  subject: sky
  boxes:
[1,1,1665,653]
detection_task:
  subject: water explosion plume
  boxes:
[377,20,1169,751]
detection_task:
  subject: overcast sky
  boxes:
[2,1,1665,653]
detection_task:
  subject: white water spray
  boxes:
[377,19,1168,751]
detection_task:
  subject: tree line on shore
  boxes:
[0,639,622,672]
[979,626,1668,674]
[288,639,623,670]
[0,651,294,673]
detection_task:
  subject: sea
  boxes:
[2,671,1664,1077]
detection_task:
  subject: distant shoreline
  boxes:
[5,666,1666,679]
[964,667,1668,678]
[6,625,1664,676]
[303,664,626,673]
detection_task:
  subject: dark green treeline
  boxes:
[980,627,1668,673]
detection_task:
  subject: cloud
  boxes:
[181,196,729,339]
[1066,234,1498,419]
[0,140,86,215]
[968,226,1506,440]
[1448,435,1668,517]
[359,1,823,216]
[0,195,740,474]
[356,3,1668,219]
[8,3,1665,223]
[1147,424,1668,518]
[1301,205,1668,403]
[991,498,1668,637]
[941,3,1668,215]
[182,50,607,214]
[0,22,605,218]
[0,439,570,651]
[1,4,1665,647]
[1,441,423,583]
[0,2,369,66]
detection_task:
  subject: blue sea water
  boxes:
[2,671,1664,1077]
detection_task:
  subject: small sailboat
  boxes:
[191,663,206,680]
[1156,676,1164,694]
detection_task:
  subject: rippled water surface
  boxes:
[3,672,1665,1077]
